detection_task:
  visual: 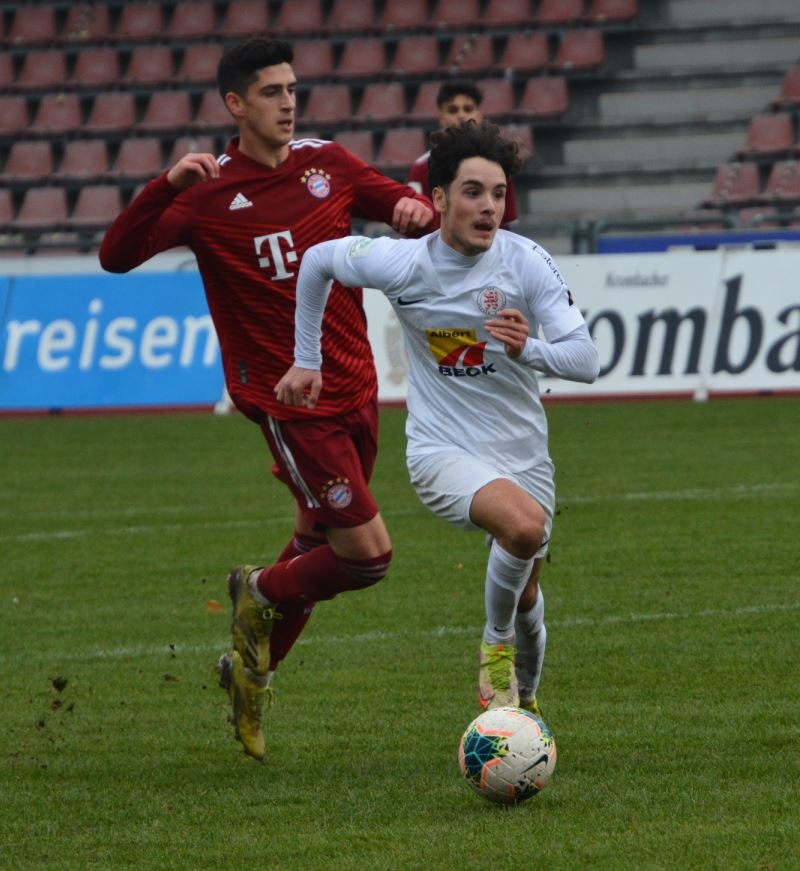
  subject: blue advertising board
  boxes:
[0,272,223,412]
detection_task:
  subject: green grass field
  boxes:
[1,397,798,871]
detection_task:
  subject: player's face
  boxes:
[434,157,507,257]
[226,63,297,153]
[438,95,482,128]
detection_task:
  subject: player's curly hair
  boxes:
[428,120,522,192]
[217,38,294,99]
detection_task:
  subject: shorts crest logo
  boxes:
[301,168,332,199]
[321,477,353,510]
[476,286,507,316]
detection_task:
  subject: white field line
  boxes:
[5,601,798,666]
[2,481,797,544]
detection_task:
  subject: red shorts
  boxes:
[260,400,380,530]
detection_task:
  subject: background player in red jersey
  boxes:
[408,80,519,231]
[99,38,433,760]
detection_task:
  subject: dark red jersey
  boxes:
[99,137,430,421]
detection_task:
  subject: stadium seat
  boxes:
[166,134,219,167]
[0,51,13,88]
[274,0,325,35]
[585,0,639,23]
[0,95,29,135]
[494,32,549,74]
[517,76,569,117]
[550,30,605,71]
[759,160,800,202]
[352,82,407,123]
[70,46,121,87]
[431,0,482,29]
[138,91,193,132]
[481,0,534,28]
[123,46,175,85]
[70,185,123,227]
[376,128,427,169]
[536,0,584,25]
[327,0,376,33]
[407,81,441,122]
[474,79,514,118]
[16,49,67,90]
[500,123,535,160]
[393,37,441,76]
[771,66,800,110]
[702,162,761,206]
[114,2,165,41]
[220,0,270,36]
[290,40,334,80]
[737,113,794,157]
[191,90,236,130]
[333,130,376,162]
[177,43,225,84]
[29,93,83,134]
[381,0,431,31]
[62,2,112,42]
[166,1,217,39]
[336,38,386,78]
[442,35,495,75]
[110,137,165,179]
[736,205,781,228]
[55,139,111,180]
[7,6,57,44]
[84,92,136,133]
[0,189,14,226]
[3,140,54,181]
[301,84,352,124]
[13,187,69,229]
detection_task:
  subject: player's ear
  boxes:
[224,91,244,120]
[432,185,447,215]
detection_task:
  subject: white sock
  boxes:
[515,592,546,701]
[483,541,534,646]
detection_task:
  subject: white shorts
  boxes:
[406,449,556,558]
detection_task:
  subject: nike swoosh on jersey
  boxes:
[397,296,427,306]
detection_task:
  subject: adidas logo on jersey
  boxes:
[229,192,253,211]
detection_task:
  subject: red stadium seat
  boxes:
[737,113,794,157]
[327,0,376,33]
[430,0,482,29]
[219,0,270,37]
[381,0,431,31]
[336,38,386,78]
[759,160,800,202]
[442,35,495,76]
[62,2,112,42]
[771,66,800,110]
[138,91,192,132]
[4,140,54,181]
[518,76,569,117]
[352,82,406,123]
[290,40,334,80]
[494,32,549,74]
[84,92,136,133]
[13,187,69,229]
[407,81,441,122]
[55,139,111,180]
[29,93,82,134]
[191,90,236,130]
[585,0,639,23]
[333,130,376,162]
[393,37,442,76]
[500,123,535,160]
[482,0,534,27]
[702,162,761,207]
[550,30,605,71]
[0,189,14,226]
[123,46,175,86]
[0,95,30,135]
[70,47,121,87]
[166,135,220,167]
[177,43,225,85]
[302,84,352,124]
[274,0,325,35]
[166,1,217,39]
[376,128,427,170]
[537,0,584,25]
[475,79,515,117]
[736,205,781,229]
[0,51,13,88]
[114,2,165,40]
[7,6,57,44]
[16,49,67,90]
[70,185,123,227]
[110,137,165,179]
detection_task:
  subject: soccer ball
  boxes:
[458,706,557,805]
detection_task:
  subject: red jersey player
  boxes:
[99,38,433,761]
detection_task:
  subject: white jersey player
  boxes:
[277,121,599,715]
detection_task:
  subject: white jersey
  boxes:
[297,230,593,471]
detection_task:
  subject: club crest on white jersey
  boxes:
[476,286,507,316]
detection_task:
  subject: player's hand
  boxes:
[166,153,220,190]
[485,308,529,359]
[391,197,434,235]
[275,366,323,409]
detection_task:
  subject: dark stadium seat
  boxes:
[0,95,29,134]
[13,187,68,229]
[3,140,54,181]
[352,82,407,123]
[7,6,58,45]
[376,128,427,170]
[0,51,13,88]
[0,189,13,226]
[62,2,112,42]
[393,37,441,76]
[702,162,761,206]
[481,0,534,28]
[16,49,67,90]
[177,43,225,85]
[771,66,800,110]
[219,0,270,37]
[302,84,352,124]
[517,76,569,117]
[336,38,386,79]
[70,46,121,87]
[536,0,584,25]
[333,130,376,162]
[381,0,432,31]
[290,40,334,80]
[70,185,124,227]
[550,30,605,72]
[759,160,800,202]
[494,32,549,75]
[166,1,218,40]
[138,91,193,132]
[585,0,639,23]
[110,137,165,179]
[327,0,376,33]
[29,93,83,134]
[274,0,325,35]
[123,45,176,86]
[113,2,165,41]
[55,139,111,180]
[84,92,137,133]
[191,90,236,131]
[442,35,495,76]
[737,113,794,157]
[430,0,482,30]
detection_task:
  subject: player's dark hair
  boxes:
[428,120,521,191]
[436,79,483,108]
[217,38,294,99]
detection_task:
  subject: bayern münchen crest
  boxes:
[302,168,332,199]
[322,478,353,510]
[476,286,507,316]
